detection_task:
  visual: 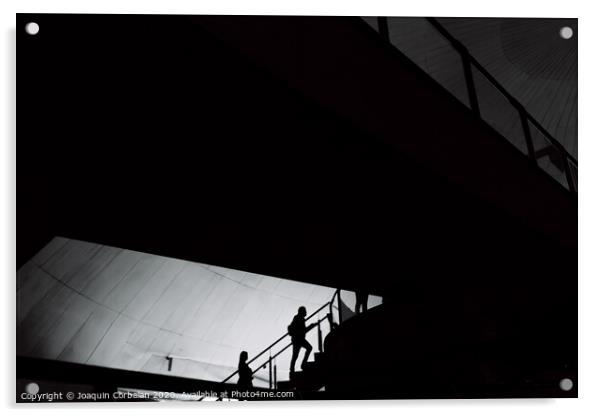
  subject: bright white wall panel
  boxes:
[17,237,343,388]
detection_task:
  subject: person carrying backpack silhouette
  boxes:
[288,306,316,373]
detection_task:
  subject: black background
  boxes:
[17,14,577,398]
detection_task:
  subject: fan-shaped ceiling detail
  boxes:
[500,18,577,81]
[437,17,577,158]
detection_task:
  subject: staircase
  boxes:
[221,289,344,392]
[277,352,327,392]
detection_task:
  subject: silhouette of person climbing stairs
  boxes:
[288,306,317,373]
[237,351,253,388]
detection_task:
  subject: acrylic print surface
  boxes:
[17,14,577,401]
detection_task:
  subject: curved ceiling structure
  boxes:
[17,237,381,387]
[438,17,577,158]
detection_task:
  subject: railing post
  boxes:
[460,49,480,117]
[519,110,536,162]
[268,355,273,389]
[562,154,577,194]
[317,320,323,353]
[337,290,343,325]
[377,17,390,42]
[274,363,278,389]
[326,312,333,332]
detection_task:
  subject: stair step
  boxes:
[278,376,325,392]
[280,362,326,392]
[290,370,304,380]
[290,359,319,374]
[301,361,319,372]
[277,380,296,390]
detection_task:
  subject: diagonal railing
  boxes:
[221,289,341,389]
[365,16,577,195]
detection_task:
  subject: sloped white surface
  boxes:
[17,237,341,387]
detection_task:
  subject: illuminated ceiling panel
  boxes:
[17,237,381,387]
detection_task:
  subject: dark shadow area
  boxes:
[17,14,576,399]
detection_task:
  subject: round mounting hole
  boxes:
[25,22,40,35]
[559,26,573,40]
[559,378,573,391]
[25,382,39,395]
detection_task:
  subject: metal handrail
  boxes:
[328,288,339,326]
[221,290,339,384]
[250,314,331,376]
[372,16,577,194]
[425,18,577,167]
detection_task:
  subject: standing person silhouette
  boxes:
[288,306,315,373]
[355,289,368,314]
[237,351,253,388]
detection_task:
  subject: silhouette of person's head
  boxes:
[239,351,248,364]
[298,306,307,317]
